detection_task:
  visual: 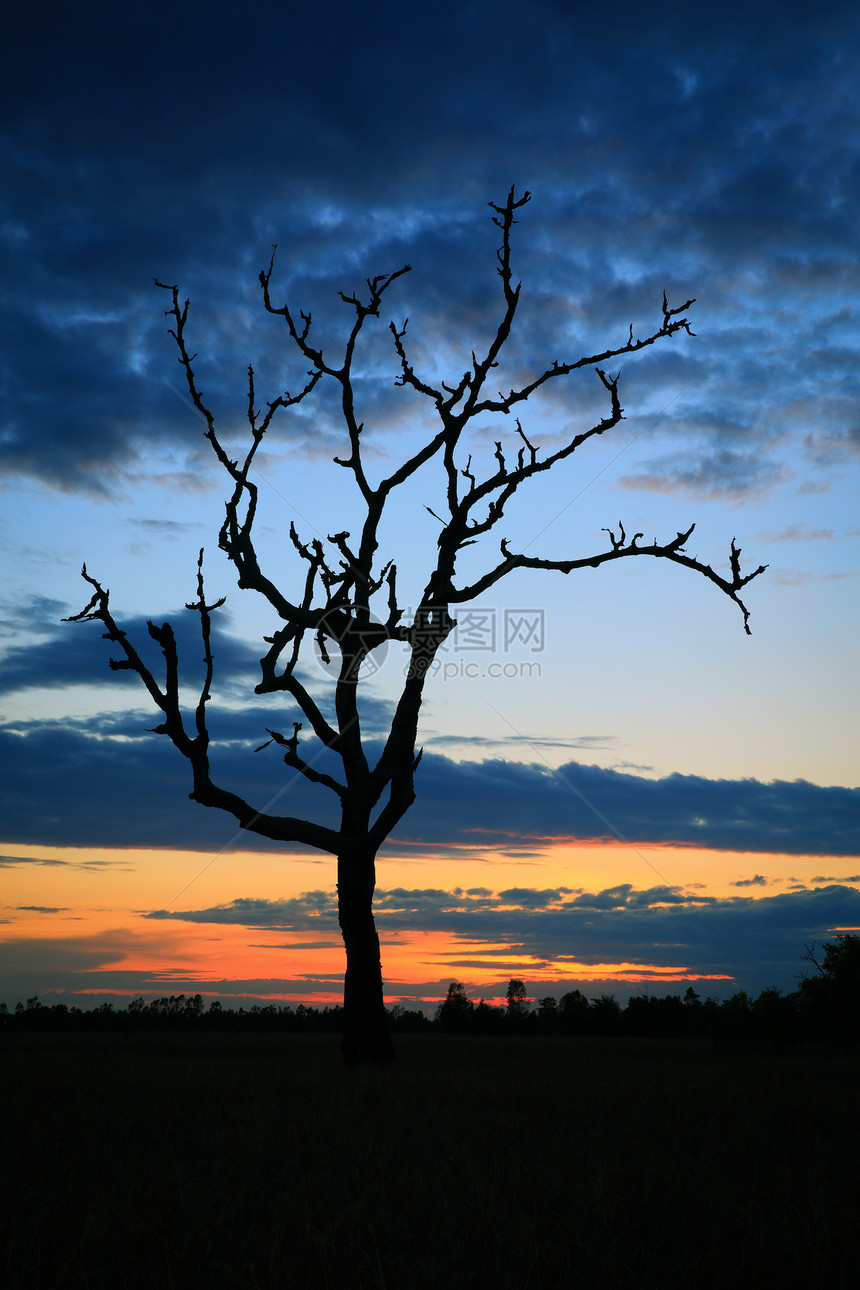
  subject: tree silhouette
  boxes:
[436,981,476,1033]
[505,978,530,1023]
[67,188,766,1064]
[800,934,860,1038]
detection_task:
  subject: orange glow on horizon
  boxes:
[2,838,857,1008]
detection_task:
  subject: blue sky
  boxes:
[1,0,858,1009]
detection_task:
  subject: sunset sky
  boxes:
[1,1,858,1012]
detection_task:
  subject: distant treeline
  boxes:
[3,935,857,1043]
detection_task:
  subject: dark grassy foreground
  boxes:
[2,1032,858,1289]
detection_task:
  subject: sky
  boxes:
[1,0,858,1012]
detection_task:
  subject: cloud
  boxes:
[6,878,859,1007]
[498,888,566,909]
[733,875,768,887]
[758,526,835,543]
[619,450,787,499]
[2,2,859,497]
[0,930,139,976]
[0,607,262,698]
[397,754,860,856]
[1,710,857,855]
[0,596,71,644]
[130,519,202,537]
[144,882,709,935]
[140,879,860,999]
[430,733,618,753]
[770,570,815,586]
[0,854,128,871]
[146,893,337,930]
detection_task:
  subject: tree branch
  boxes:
[184,548,226,743]
[469,294,695,418]
[255,724,346,798]
[454,522,767,632]
[65,566,351,854]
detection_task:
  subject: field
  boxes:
[2,1032,858,1288]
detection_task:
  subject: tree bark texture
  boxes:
[338,849,395,1064]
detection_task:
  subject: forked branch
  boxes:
[65,563,348,854]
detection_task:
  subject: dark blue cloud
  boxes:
[398,753,860,856]
[2,1,859,494]
[0,596,396,757]
[145,893,339,929]
[0,604,261,697]
[0,704,856,853]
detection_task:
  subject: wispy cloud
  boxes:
[758,526,835,543]
[0,854,127,872]
[619,451,786,500]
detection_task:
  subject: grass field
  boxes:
[2,1032,858,1288]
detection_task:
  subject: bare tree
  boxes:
[67,189,766,1063]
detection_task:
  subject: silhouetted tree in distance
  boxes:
[800,934,860,1039]
[436,981,476,1033]
[590,994,623,1037]
[559,989,591,1035]
[505,978,530,1025]
[537,996,560,1033]
[67,189,766,1064]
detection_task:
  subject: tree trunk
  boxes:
[337,848,395,1065]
